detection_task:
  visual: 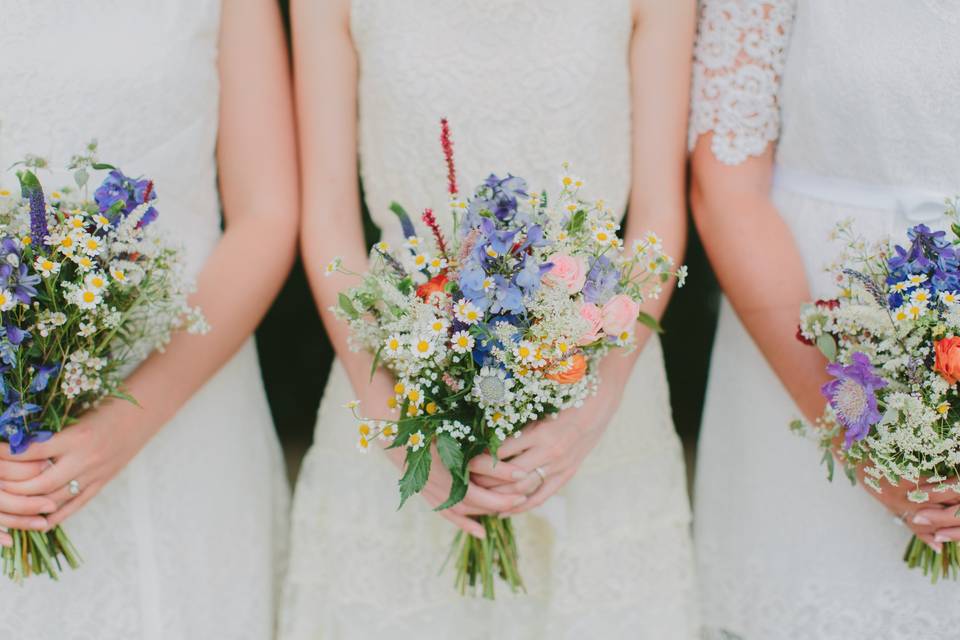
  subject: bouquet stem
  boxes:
[904,535,959,582]
[451,516,524,599]
[1,526,81,583]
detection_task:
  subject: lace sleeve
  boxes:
[688,0,797,165]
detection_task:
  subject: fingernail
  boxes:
[511,471,528,480]
[512,496,527,507]
[913,515,932,525]
[935,533,951,543]
[31,517,46,529]
[931,541,944,553]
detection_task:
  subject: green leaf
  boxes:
[110,389,141,407]
[816,334,838,362]
[821,448,835,483]
[398,444,432,509]
[844,464,857,486]
[788,419,805,436]
[90,162,116,171]
[952,223,960,240]
[567,209,586,233]
[386,408,417,449]
[338,293,359,319]
[397,277,414,295]
[369,345,384,382]
[437,432,466,482]
[435,474,468,511]
[16,169,41,194]
[636,311,664,334]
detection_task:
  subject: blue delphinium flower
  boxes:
[886,224,960,305]
[582,255,620,304]
[821,352,887,448]
[94,169,159,227]
[29,363,59,393]
[466,174,528,226]
[0,402,49,455]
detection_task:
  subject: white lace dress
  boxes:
[280,1,698,638]
[0,2,289,638]
[690,1,960,638]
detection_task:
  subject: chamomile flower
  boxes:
[78,321,97,338]
[561,175,584,190]
[894,307,910,322]
[427,256,448,275]
[0,289,14,311]
[614,329,634,346]
[941,291,959,305]
[325,257,343,277]
[563,202,579,215]
[67,215,86,231]
[379,423,397,441]
[384,333,404,355]
[484,245,499,259]
[593,228,613,245]
[450,330,475,353]
[93,213,112,230]
[73,254,94,271]
[110,265,128,284]
[0,189,10,198]
[910,289,932,305]
[20,236,31,248]
[643,231,663,250]
[343,399,361,410]
[75,288,102,310]
[373,241,391,253]
[34,256,60,278]
[908,274,928,287]
[454,299,481,324]
[906,302,926,320]
[85,272,108,292]
[411,252,431,270]
[890,281,910,293]
[357,435,371,452]
[410,335,435,359]
[407,431,426,452]
[404,236,424,250]
[513,341,537,365]
[427,317,449,336]
[937,402,951,416]
[56,233,77,255]
[555,230,569,242]
[80,234,103,256]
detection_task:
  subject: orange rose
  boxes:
[935,337,960,385]
[416,273,449,303]
[545,353,587,384]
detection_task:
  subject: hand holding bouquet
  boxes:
[796,200,960,581]
[331,121,685,598]
[0,144,205,582]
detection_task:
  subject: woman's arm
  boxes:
[690,144,828,421]
[0,0,300,525]
[474,0,696,509]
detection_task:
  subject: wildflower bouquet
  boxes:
[0,144,205,582]
[332,121,685,598]
[796,200,960,581]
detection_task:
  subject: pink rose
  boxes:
[578,303,604,345]
[544,254,588,293]
[602,294,641,337]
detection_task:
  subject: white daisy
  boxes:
[0,289,14,311]
[513,341,537,365]
[74,288,101,310]
[34,256,60,278]
[407,430,426,451]
[450,330,475,353]
[427,317,449,336]
[325,257,343,277]
[404,236,424,250]
[410,335,435,359]
[454,299,481,324]
[383,333,404,355]
[84,272,108,292]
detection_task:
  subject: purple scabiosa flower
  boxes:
[821,352,887,448]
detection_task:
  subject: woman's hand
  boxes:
[469,374,627,516]
[859,468,960,551]
[0,458,58,544]
[359,369,528,539]
[0,400,150,530]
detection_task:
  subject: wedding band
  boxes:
[68,480,80,496]
[534,467,547,483]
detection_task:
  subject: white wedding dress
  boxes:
[0,2,289,638]
[280,1,698,638]
[691,1,960,638]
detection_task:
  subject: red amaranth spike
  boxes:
[440,118,457,196]
[142,180,154,203]
[422,208,449,259]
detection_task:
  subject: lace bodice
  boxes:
[352,0,634,242]
[0,0,223,276]
[690,0,960,191]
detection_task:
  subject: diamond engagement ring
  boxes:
[68,480,81,496]
[534,467,547,484]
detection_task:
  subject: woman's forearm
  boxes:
[691,167,828,422]
[117,214,298,435]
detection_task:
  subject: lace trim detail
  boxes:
[688,0,797,165]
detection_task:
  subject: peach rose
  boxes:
[546,353,587,384]
[601,294,641,337]
[578,303,604,345]
[935,337,960,385]
[544,254,588,293]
